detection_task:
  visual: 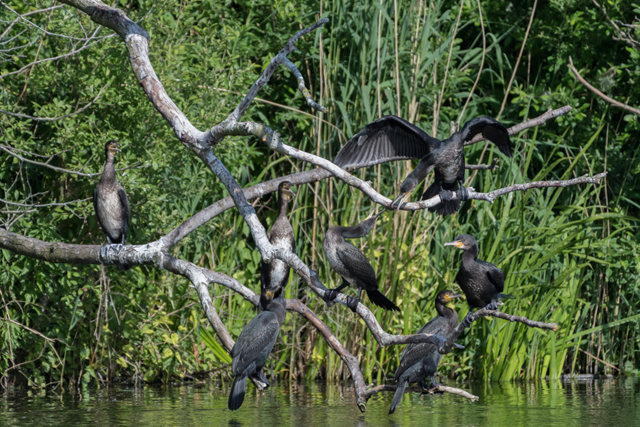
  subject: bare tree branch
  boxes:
[282,58,327,112]
[0,197,91,208]
[439,308,557,355]
[363,383,479,402]
[0,5,66,41]
[591,0,640,49]
[568,57,640,116]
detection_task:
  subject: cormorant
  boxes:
[333,115,512,215]
[444,234,512,327]
[93,140,130,271]
[260,181,295,309]
[228,288,286,411]
[323,211,399,312]
[389,290,462,414]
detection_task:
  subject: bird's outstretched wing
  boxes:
[460,116,512,158]
[336,244,378,290]
[334,115,437,170]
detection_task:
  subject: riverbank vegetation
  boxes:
[1,0,638,391]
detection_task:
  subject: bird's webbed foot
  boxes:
[457,182,470,201]
[484,301,499,311]
[253,371,270,390]
[346,296,359,313]
[429,377,444,398]
[438,188,454,202]
[390,193,409,211]
[323,289,340,303]
[461,311,475,329]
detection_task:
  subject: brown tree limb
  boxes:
[568,57,640,116]
[363,383,479,402]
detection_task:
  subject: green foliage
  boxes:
[1,0,639,390]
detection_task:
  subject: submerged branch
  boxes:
[363,384,479,402]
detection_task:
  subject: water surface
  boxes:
[2,378,639,426]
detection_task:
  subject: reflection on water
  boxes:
[1,378,640,426]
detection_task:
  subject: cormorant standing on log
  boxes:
[228,288,286,411]
[389,290,462,414]
[93,140,130,271]
[444,234,513,327]
[333,115,512,215]
[260,181,295,309]
[323,211,399,312]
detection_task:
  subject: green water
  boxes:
[2,379,639,426]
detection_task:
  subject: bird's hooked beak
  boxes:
[109,142,121,154]
[444,240,464,249]
[445,293,463,302]
[366,210,386,221]
[281,183,295,200]
[390,192,410,211]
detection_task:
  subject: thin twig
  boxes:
[568,57,640,115]
[0,144,145,177]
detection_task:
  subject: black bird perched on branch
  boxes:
[260,181,295,309]
[228,288,286,411]
[444,234,513,328]
[389,289,462,414]
[323,211,399,312]
[333,115,512,215]
[93,140,131,271]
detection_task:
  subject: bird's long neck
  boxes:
[102,154,116,182]
[435,300,455,319]
[462,244,479,263]
[339,216,377,239]
[267,301,287,325]
[278,193,289,218]
[446,132,465,150]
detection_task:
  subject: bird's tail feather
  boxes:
[421,181,461,216]
[117,264,132,271]
[389,380,408,414]
[228,376,247,411]
[366,289,400,311]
